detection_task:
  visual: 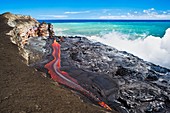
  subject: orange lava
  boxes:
[99,101,112,111]
[45,39,112,111]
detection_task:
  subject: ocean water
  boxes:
[39,20,170,69]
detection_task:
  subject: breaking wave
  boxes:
[87,28,170,69]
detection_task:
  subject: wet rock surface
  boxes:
[35,36,170,113]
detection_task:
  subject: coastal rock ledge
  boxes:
[2,13,170,113]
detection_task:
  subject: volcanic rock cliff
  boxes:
[2,12,39,45]
[2,12,51,65]
[2,13,170,113]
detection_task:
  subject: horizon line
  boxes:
[37,19,170,22]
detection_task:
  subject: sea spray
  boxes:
[51,21,170,69]
[87,28,170,69]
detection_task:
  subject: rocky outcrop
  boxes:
[2,12,39,45]
[1,12,53,64]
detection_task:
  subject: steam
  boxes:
[87,28,170,69]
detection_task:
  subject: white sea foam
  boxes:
[53,27,69,36]
[87,28,170,69]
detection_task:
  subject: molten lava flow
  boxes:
[98,101,112,111]
[45,40,112,111]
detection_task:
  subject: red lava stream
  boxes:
[45,40,112,111]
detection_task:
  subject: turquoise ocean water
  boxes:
[39,20,170,69]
